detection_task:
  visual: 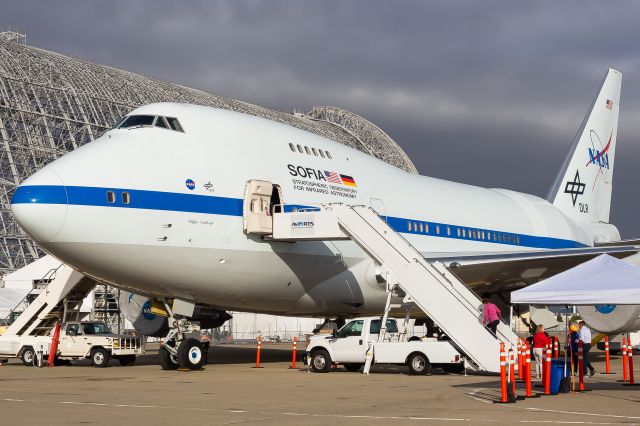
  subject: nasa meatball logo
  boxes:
[185,179,196,190]
[142,300,157,320]
[594,304,616,314]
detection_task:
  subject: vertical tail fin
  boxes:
[548,69,622,223]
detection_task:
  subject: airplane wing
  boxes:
[429,244,640,304]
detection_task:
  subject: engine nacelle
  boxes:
[577,304,640,334]
[120,293,232,337]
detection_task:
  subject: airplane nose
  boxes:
[11,169,68,243]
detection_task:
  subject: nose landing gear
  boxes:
[158,300,208,371]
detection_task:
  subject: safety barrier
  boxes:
[621,338,628,382]
[494,342,515,403]
[603,336,614,374]
[577,341,586,391]
[252,336,264,369]
[544,345,552,395]
[553,337,559,358]
[47,322,61,368]
[289,336,297,369]
[624,337,639,387]
[517,340,523,381]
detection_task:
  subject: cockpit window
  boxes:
[116,115,185,133]
[118,115,155,128]
[154,116,169,129]
[166,117,184,132]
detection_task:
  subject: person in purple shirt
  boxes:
[482,297,501,336]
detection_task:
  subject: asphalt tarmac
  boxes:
[1,343,639,425]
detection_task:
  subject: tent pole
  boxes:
[509,306,513,348]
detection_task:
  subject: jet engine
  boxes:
[577,305,640,334]
[120,293,232,337]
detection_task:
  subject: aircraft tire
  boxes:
[21,346,35,366]
[177,338,206,370]
[310,349,332,373]
[159,345,178,370]
[407,352,432,376]
[91,347,111,368]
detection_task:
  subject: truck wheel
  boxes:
[177,338,206,370]
[310,349,332,373]
[159,345,178,370]
[118,355,136,366]
[343,363,363,372]
[407,353,433,376]
[91,347,110,368]
[21,346,35,366]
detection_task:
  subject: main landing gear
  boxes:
[158,300,208,371]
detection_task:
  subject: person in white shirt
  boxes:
[579,321,596,377]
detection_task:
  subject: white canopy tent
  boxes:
[511,254,640,305]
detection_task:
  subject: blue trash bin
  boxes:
[550,358,570,394]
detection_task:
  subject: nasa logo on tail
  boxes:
[586,130,612,171]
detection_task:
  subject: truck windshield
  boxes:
[82,323,111,335]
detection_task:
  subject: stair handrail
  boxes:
[1,264,64,325]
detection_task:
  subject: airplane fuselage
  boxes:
[11,103,620,317]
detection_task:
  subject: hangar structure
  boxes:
[0,31,417,274]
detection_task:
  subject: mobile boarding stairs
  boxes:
[2,265,95,337]
[271,204,518,373]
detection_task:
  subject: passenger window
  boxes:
[447,226,451,236]
[338,320,364,337]
[289,143,295,152]
[419,223,424,233]
[106,191,115,203]
[122,192,130,204]
[425,223,429,233]
[407,222,411,231]
[312,148,318,156]
[154,116,169,129]
[326,151,332,159]
[319,150,325,158]
[436,225,440,235]
[304,146,311,155]
[297,144,303,153]
[166,117,184,132]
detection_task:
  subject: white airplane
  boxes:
[10,68,638,368]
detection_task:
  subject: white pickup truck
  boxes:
[0,321,143,367]
[305,317,463,375]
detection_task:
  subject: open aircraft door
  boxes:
[370,198,387,221]
[243,179,282,235]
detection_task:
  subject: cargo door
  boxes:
[243,179,282,235]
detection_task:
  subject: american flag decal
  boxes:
[606,99,613,110]
[324,171,342,184]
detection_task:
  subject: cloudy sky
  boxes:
[5,1,640,236]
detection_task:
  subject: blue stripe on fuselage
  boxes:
[11,185,587,249]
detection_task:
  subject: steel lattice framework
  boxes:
[0,34,417,273]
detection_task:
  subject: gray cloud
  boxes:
[4,0,640,236]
